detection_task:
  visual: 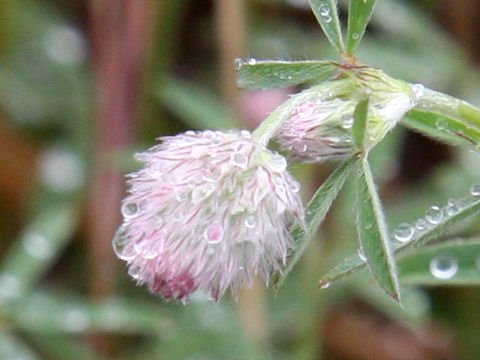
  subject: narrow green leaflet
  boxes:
[402,109,480,147]
[0,330,40,360]
[398,239,480,286]
[273,158,356,291]
[402,87,480,147]
[235,60,338,90]
[320,187,480,284]
[346,0,376,54]
[308,0,345,53]
[357,158,401,300]
[156,76,238,130]
[352,98,369,149]
[4,291,172,335]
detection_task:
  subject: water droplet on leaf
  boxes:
[425,206,443,224]
[430,254,458,279]
[205,224,223,244]
[470,184,480,196]
[394,223,413,243]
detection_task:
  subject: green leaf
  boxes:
[156,76,238,130]
[320,186,480,284]
[352,97,369,149]
[356,158,401,300]
[0,330,40,360]
[235,60,338,90]
[4,291,172,335]
[398,239,480,286]
[346,0,376,54]
[308,0,345,53]
[402,109,480,147]
[273,158,356,291]
[402,87,480,147]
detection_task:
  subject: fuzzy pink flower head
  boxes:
[113,130,304,302]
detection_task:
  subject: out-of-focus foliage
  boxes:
[1,0,480,359]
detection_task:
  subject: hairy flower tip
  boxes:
[113,130,304,302]
[274,68,415,162]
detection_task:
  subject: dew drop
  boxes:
[192,184,215,204]
[320,6,330,16]
[415,218,427,230]
[394,223,413,243]
[411,83,425,98]
[341,115,354,129]
[128,265,142,280]
[121,202,139,219]
[269,154,287,173]
[244,215,256,229]
[324,15,332,23]
[435,118,447,130]
[445,199,459,216]
[425,206,443,224]
[352,33,359,40]
[234,58,243,69]
[205,224,223,244]
[112,226,136,261]
[240,130,251,139]
[289,180,301,193]
[247,58,257,65]
[430,254,458,280]
[203,168,222,182]
[470,184,480,196]
[319,280,330,289]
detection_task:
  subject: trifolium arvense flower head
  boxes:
[113,130,304,302]
[274,66,417,162]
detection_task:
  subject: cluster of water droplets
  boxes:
[319,5,332,23]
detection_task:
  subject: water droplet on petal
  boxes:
[112,226,136,261]
[244,215,256,229]
[205,224,223,244]
[121,202,139,219]
[341,115,354,129]
[128,265,142,280]
[289,180,301,193]
[470,184,480,196]
[394,223,413,243]
[425,206,443,224]
[192,184,215,204]
[430,254,458,279]
[269,154,287,173]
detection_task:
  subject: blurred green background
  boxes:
[1,0,480,359]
